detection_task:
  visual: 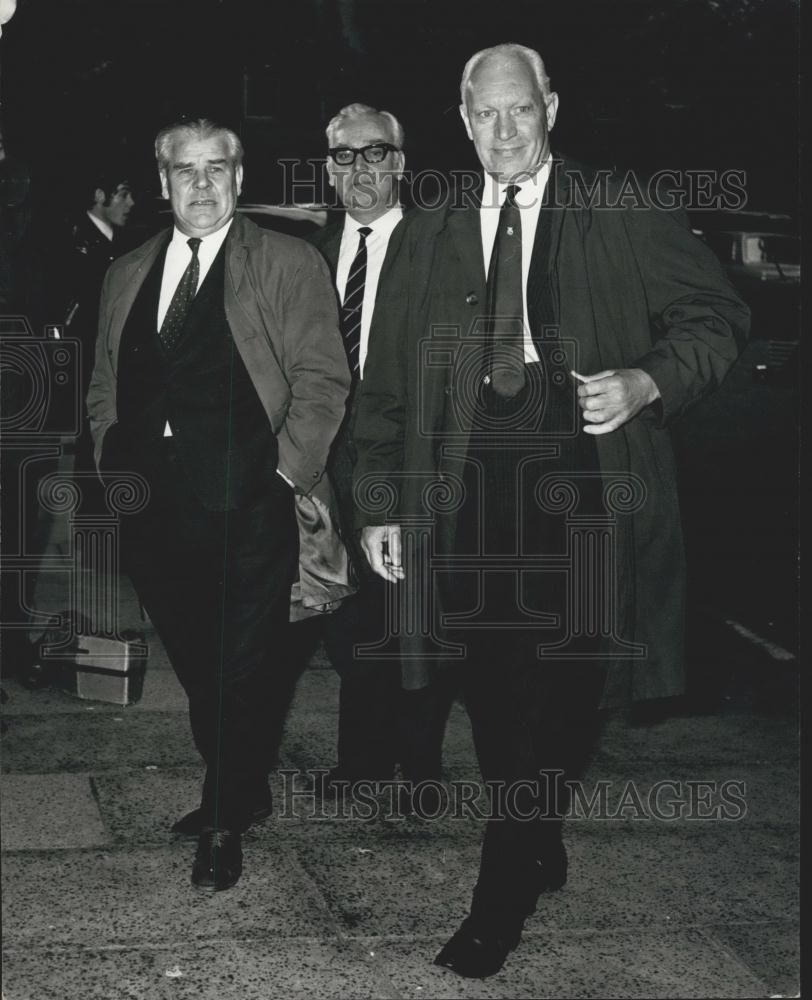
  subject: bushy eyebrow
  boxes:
[171,158,228,170]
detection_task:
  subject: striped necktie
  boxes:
[340,226,372,375]
[159,236,201,351]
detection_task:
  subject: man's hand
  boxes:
[361,524,405,583]
[572,369,660,435]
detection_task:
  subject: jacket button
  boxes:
[465,293,478,305]
[312,471,319,479]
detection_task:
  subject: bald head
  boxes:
[460,43,552,104]
[460,44,558,181]
[0,0,16,33]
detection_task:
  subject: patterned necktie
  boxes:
[486,184,525,398]
[340,226,372,375]
[159,236,202,351]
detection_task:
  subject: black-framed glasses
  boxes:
[327,143,400,166]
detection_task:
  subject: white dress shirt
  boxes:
[479,159,553,363]
[157,218,233,330]
[156,218,233,440]
[335,207,403,378]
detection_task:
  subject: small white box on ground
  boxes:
[73,633,148,706]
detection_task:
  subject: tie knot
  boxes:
[358,226,372,242]
[187,237,201,256]
[504,184,520,207]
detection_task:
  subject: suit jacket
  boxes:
[352,159,750,698]
[87,212,355,616]
[307,217,343,280]
[307,214,406,578]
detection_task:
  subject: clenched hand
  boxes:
[573,369,660,435]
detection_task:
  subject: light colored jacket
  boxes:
[87,213,355,616]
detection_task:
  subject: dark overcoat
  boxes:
[352,159,750,700]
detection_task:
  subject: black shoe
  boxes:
[434,915,523,979]
[535,839,568,892]
[172,793,272,837]
[191,828,242,891]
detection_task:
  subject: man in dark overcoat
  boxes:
[352,43,749,977]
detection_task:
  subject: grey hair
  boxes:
[154,118,244,172]
[325,103,405,149]
[460,43,552,104]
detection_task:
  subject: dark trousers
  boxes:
[324,401,445,782]
[449,365,605,922]
[323,577,401,779]
[323,574,446,782]
[463,642,605,921]
[120,443,297,829]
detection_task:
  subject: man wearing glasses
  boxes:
[308,103,444,805]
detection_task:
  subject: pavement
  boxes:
[0,486,801,1000]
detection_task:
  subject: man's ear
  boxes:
[93,187,106,207]
[159,170,169,201]
[545,92,559,131]
[325,158,337,190]
[236,164,244,196]
[460,103,474,142]
[392,149,406,180]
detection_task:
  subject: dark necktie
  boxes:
[340,226,372,376]
[486,184,525,398]
[159,236,202,351]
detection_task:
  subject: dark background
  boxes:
[0,0,801,693]
[0,0,800,211]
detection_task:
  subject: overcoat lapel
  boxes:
[445,205,486,299]
[527,158,568,348]
[104,231,169,366]
[320,226,343,275]
[435,187,487,493]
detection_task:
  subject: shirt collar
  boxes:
[86,210,113,242]
[170,215,234,251]
[341,205,404,240]
[483,157,552,209]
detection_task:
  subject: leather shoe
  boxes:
[172,795,272,837]
[434,915,523,979]
[191,828,242,891]
[535,839,568,892]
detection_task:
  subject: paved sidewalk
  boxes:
[0,571,800,999]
